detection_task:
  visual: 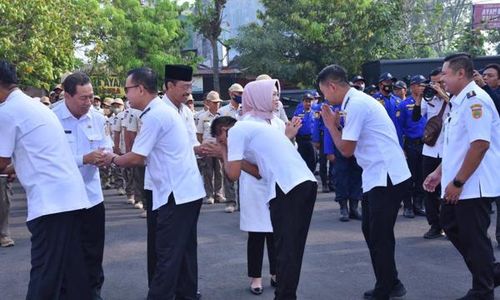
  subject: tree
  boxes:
[0,0,99,90]
[86,0,194,84]
[191,0,227,92]
[233,0,407,87]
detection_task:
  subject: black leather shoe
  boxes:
[270,277,277,288]
[340,208,349,222]
[363,282,407,299]
[423,227,444,239]
[250,286,263,295]
[413,207,426,216]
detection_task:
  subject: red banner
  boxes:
[473,3,500,29]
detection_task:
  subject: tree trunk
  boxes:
[210,38,220,92]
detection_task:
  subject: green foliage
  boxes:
[0,0,194,90]
[233,0,490,87]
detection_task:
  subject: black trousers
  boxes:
[441,198,499,300]
[296,139,316,173]
[145,189,157,287]
[247,232,277,278]
[147,194,202,300]
[422,155,442,229]
[269,181,317,300]
[403,141,424,209]
[495,197,500,245]
[82,202,105,300]
[318,132,328,186]
[362,178,409,300]
[26,210,91,300]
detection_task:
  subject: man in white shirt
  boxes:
[52,72,113,300]
[211,116,317,300]
[412,68,450,239]
[318,64,411,300]
[101,67,205,299]
[0,60,92,299]
[424,53,500,300]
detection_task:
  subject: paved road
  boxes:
[1,183,500,300]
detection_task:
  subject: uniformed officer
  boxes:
[323,104,363,222]
[197,91,225,204]
[0,60,92,300]
[318,64,410,300]
[412,68,450,239]
[218,83,243,213]
[114,104,136,204]
[92,95,104,114]
[312,100,334,193]
[100,97,114,190]
[423,53,500,300]
[110,98,126,196]
[101,67,205,300]
[293,93,317,172]
[52,72,114,300]
[364,84,378,96]
[373,72,404,146]
[393,80,407,100]
[397,75,427,218]
[351,75,366,91]
[0,173,14,247]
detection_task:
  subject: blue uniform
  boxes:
[312,103,334,190]
[396,96,426,214]
[373,92,404,146]
[397,96,426,139]
[293,107,316,172]
[323,105,362,206]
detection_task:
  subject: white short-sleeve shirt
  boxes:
[132,97,205,210]
[442,81,500,200]
[420,96,451,158]
[0,90,90,221]
[52,102,113,207]
[164,96,200,148]
[341,88,411,193]
[227,119,316,202]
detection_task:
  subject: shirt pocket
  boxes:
[84,130,103,150]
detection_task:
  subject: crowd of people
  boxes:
[0,53,499,300]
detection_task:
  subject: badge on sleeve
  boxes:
[470,104,483,119]
[466,90,476,99]
[396,110,401,117]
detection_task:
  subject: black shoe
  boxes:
[340,208,349,222]
[403,208,415,218]
[250,286,263,295]
[349,209,362,220]
[322,186,330,193]
[270,277,277,288]
[363,282,407,299]
[423,227,444,239]
[413,207,426,216]
[196,291,202,299]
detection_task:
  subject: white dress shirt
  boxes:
[164,95,200,148]
[341,88,411,193]
[0,90,90,221]
[227,119,316,202]
[442,81,500,200]
[420,96,451,158]
[132,97,205,210]
[52,102,113,207]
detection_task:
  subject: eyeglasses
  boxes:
[124,85,140,93]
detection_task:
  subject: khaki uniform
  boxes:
[0,176,12,243]
[196,110,224,202]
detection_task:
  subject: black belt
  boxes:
[405,137,423,145]
[296,135,312,141]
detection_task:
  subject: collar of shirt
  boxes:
[60,101,93,121]
[163,95,184,113]
[451,81,476,107]
[142,97,163,117]
[4,89,23,103]
[341,87,356,110]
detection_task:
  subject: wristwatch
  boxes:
[452,178,464,188]
[111,156,118,168]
